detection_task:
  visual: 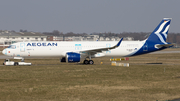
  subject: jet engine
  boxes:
[66,52,81,62]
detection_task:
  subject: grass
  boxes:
[0,49,180,101]
[0,48,4,55]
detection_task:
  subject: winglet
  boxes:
[116,38,123,47]
[109,38,123,49]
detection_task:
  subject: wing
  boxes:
[80,38,123,55]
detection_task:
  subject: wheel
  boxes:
[89,60,94,65]
[14,62,18,66]
[83,60,89,64]
[60,57,66,62]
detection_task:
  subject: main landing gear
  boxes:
[83,54,94,65]
[83,60,94,65]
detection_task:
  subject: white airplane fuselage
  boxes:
[2,40,145,58]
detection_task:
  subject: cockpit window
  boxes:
[8,45,16,49]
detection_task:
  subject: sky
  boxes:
[0,0,180,34]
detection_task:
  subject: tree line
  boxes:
[42,30,180,45]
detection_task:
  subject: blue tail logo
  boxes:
[126,18,173,57]
[147,18,171,44]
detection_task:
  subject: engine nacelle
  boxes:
[66,52,81,62]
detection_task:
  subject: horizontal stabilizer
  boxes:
[155,43,175,48]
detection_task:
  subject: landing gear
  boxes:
[83,54,94,65]
[60,57,66,62]
[21,58,24,62]
[83,60,89,64]
[89,60,94,65]
[83,60,94,65]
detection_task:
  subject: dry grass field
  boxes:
[0,48,180,101]
[0,48,4,55]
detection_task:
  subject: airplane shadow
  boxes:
[146,63,163,64]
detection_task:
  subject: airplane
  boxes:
[2,18,174,65]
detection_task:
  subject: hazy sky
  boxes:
[0,0,179,33]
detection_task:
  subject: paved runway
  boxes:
[150,50,180,54]
[0,55,13,59]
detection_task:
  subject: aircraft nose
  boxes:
[2,49,5,55]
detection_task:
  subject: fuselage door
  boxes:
[20,43,25,52]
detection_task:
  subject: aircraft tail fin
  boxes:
[147,18,172,44]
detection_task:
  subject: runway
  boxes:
[150,50,180,54]
[0,55,13,59]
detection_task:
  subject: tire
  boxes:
[83,60,89,65]
[89,60,94,65]
[14,62,18,66]
[60,57,66,62]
